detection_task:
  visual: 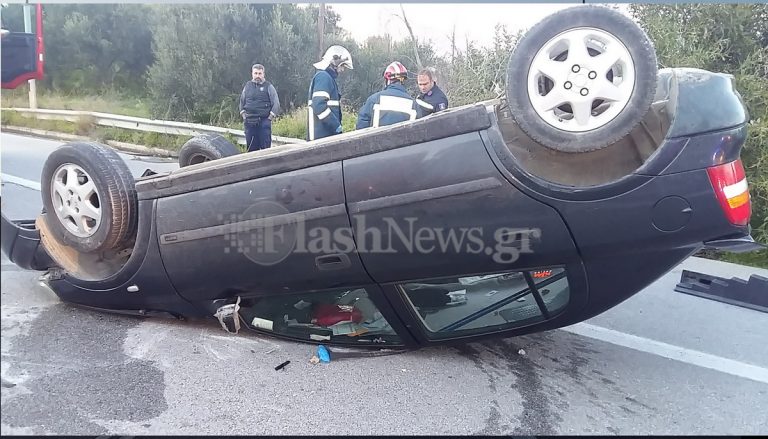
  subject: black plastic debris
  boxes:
[674,270,768,313]
[325,346,409,361]
[274,360,290,371]
[140,168,158,177]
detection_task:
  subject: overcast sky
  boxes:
[328,3,593,56]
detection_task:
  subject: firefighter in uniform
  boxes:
[307,45,353,141]
[355,61,423,130]
[416,68,449,116]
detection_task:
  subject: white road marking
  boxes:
[1,173,41,191]
[562,323,768,385]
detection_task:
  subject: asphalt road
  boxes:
[2,133,767,435]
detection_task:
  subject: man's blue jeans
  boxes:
[244,118,272,152]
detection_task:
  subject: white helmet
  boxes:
[313,45,354,70]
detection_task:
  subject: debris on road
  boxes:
[213,297,241,334]
[274,360,290,371]
[675,269,768,312]
[317,345,331,363]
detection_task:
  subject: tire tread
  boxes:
[178,134,240,167]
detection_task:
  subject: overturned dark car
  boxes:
[2,6,763,348]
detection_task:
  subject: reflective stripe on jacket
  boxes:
[416,83,448,116]
[355,83,423,130]
[307,68,342,140]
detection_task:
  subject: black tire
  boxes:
[178,133,241,167]
[41,142,138,253]
[506,6,658,153]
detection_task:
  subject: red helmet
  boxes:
[383,61,408,82]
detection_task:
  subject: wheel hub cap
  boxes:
[50,163,103,238]
[526,26,636,133]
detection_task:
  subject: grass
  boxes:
[1,109,79,135]
[265,105,358,140]
[2,88,152,118]
[701,249,768,270]
[96,127,192,152]
[271,107,307,140]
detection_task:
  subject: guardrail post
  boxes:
[23,4,38,109]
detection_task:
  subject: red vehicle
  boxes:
[1,3,45,89]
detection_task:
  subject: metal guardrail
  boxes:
[3,107,306,146]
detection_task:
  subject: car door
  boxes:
[155,160,374,303]
[342,128,588,344]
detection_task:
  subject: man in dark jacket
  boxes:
[356,61,423,130]
[416,68,449,116]
[239,63,280,152]
[307,45,353,141]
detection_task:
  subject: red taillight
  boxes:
[706,159,751,226]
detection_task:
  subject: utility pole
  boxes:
[23,4,38,109]
[317,3,325,59]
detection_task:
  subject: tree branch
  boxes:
[396,4,422,70]
[317,3,325,59]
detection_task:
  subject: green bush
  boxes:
[271,106,358,140]
[271,107,308,140]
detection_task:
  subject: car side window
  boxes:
[400,267,569,339]
[237,287,402,345]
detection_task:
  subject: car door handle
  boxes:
[315,253,351,271]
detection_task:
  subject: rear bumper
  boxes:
[703,232,766,253]
[1,212,55,271]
